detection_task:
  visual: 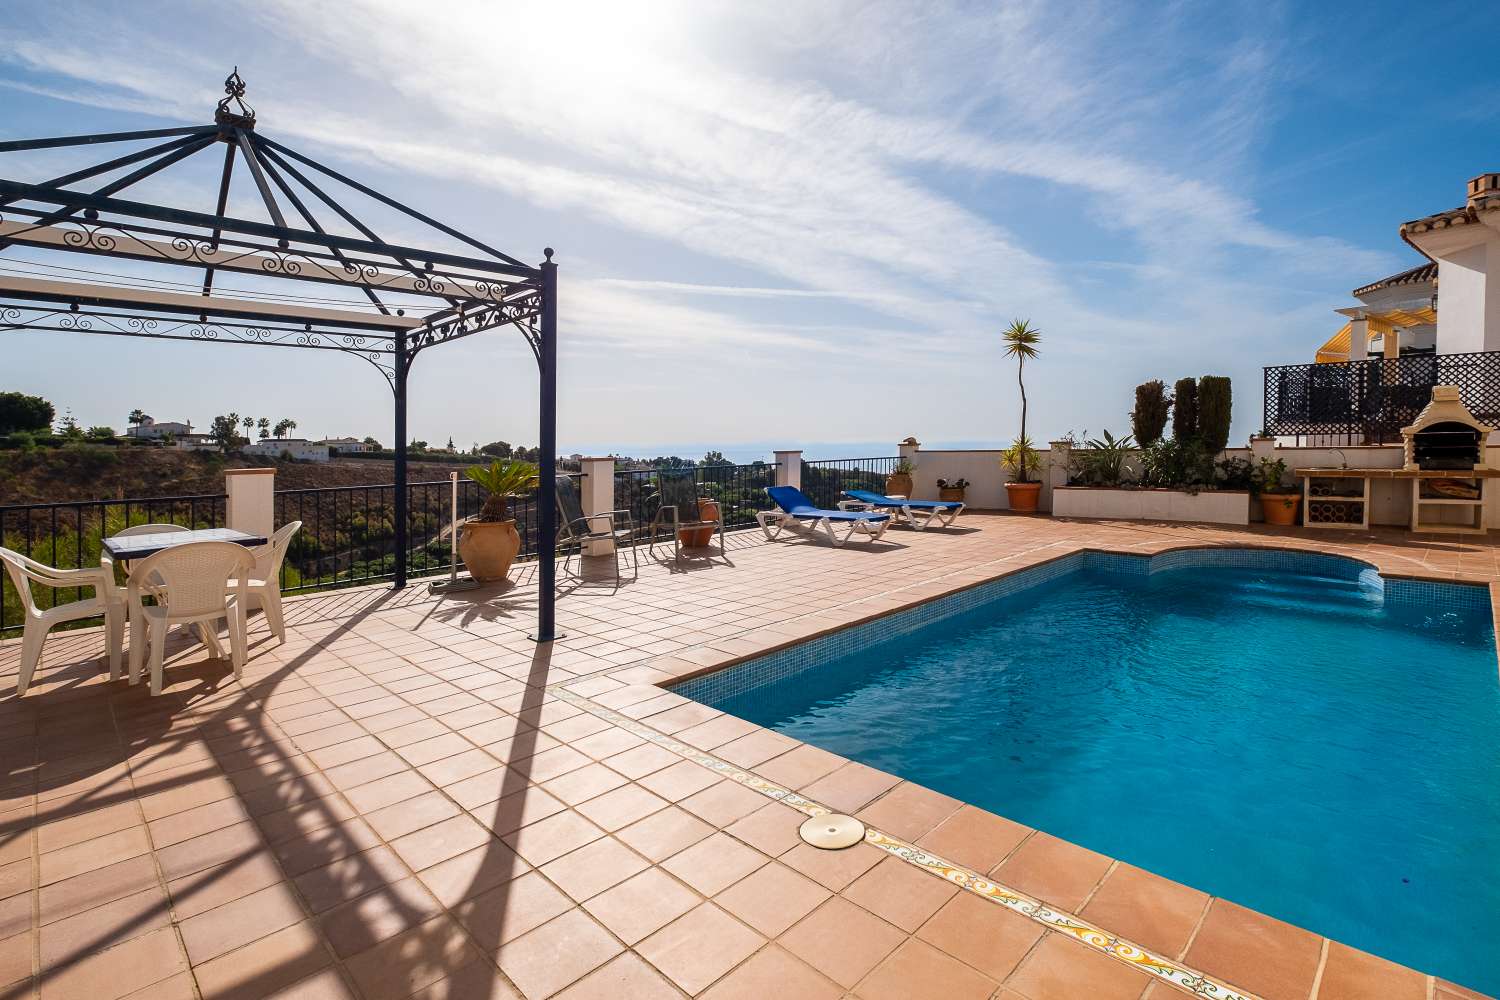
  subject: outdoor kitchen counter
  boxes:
[1294,467,1500,478]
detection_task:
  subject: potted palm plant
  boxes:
[458,459,539,581]
[885,459,915,497]
[1001,319,1043,512]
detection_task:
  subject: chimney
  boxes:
[1467,172,1500,207]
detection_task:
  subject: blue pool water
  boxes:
[682,553,1500,993]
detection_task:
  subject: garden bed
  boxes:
[1053,486,1250,525]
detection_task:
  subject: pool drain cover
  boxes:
[799,813,866,850]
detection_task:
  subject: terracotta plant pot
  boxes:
[1005,481,1042,513]
[885,473,914,497]
[1260,492,1301,527]
[679,499,720,548]
[457,518,521,582]
[938,487,966,502]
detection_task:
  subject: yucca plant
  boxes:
[465,459,539,521]
[1001,319,1042,482]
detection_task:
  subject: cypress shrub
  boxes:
[1131,380,1170,446]
[1173,377,1198,441]
[1198,375,1232,453]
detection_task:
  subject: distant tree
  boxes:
[57,410,83,440]
[0,392,54,434]
[446,436,454,451]
[242,416,255,439]
[480,441,513,459]
[1197,375,1233,454]
[210,413,243,453]
[701,450,732,467]
[128,408,148,428]
[86,425,116,441]
[274,418,297,439]
[362,436,379,448]
[410,439,429,451]
[257,417,271,440]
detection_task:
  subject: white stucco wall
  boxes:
[1438,241,1492,354]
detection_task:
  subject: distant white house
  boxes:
[317,436,377,453]
[126,416,193,439]
[244,438,331,462]
[171,434,219,452]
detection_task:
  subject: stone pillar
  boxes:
[225,468,275,539]
[1249,436,1276,463]
[1047,439,1073,491]
[578,456,615,555]
[1348,317,1369,361]
[774,451,802,490]
[897,437,921,467]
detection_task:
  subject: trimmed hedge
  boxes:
[1173,377,1198,441]
[1198,375,1232,453]
[1131,380,1170,446]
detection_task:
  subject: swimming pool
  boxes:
[675,549,1500,993]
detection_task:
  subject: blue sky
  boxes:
[2,0,1492,460]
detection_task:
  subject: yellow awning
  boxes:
[1313,306,1438,363]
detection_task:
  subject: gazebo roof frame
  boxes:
[1,70,563,639]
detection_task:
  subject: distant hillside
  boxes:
[0,447,486,505]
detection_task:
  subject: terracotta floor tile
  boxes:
[1183,899,1323,1000]
[638,901,764,996]
[442,768,512,810]
[155,820,265,881]
[502,810,605,867]
[39,824,150,885]
[415,841,528,908]
[364,791,461,841]
[39,885,170,967]
[0,859,29,901]
[496,908,623,1000]
[777,896,905,988]
[42,855,160,925]
[38,801,140,853]
[317,876,444,958]
[854,781,962,842]
[402,958,521,999]
[714,860,830,936]
[854,937,997,1000]
[800,762,901,814]
[914,891,1043,982]
[454,870,575,949]
[638,760,721,802]
[342,771,434,813]
[292,846,412,914]
[389,813,493,870]
[1315,941,1427,1000]
[842,855,958,932]
[420,749,502,788]
[1005,932,1151,1000]
[573,783,668,832]
[679,780,769,827]
[473,786,569,836]
[0,892,27,942]
[191,920,333,1000]
[700,944,842,1000]
[540,763,629,806]
[260,968,357,999]
[616,806,714,862]
[991,831,1111,911]
[539,835,649,903]
[179,882,307,963]
[582,867,700,945]
[722,801,804,857]
[602,743,680,780]
[149,796,251,848]
[553,951,681,1000]
[40,924,185,1000]
[0,930,27,990]
[662,831,769,896]
[754,744,845,789]
[779,841,884,891]
[915,805,1031,873]
[1080,863,1208,960]
[342,915,480,1000]
[270,818,381,876]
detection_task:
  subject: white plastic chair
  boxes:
[239,521,301,642]
[0,548,124,696]
[127,541,255,696]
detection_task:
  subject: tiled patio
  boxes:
[1,514,1495,1000]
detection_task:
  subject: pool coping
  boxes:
[554,539,1499,1000]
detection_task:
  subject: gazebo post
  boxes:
[533,249,559,641]
[393,330,409,590]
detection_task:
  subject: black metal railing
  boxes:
[801,457,900,508]
[274,476,581,593]
[613,463,781,538]
[1264,350,1500,444]
[1,494,226,636]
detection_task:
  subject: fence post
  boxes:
[579,457,615,554]
[774,451,802,490]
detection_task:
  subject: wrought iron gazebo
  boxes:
[0,71,563,639]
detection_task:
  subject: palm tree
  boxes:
[128,408,147,428]
[242,416,255,440]
[1001,319,1042,482]
[273,418,297,440]
[257,417,271,440]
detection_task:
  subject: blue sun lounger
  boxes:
[840,488,965,530]
[758,486,891,547]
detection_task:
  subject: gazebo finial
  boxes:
[214,67,256,129]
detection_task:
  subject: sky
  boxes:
[2,0,1494,462]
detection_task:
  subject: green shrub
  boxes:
[1139,438,1215,490]
[1173,378,1197,441]
[1198,375,1232,453]
[1131,381,1170,446]
[1076,430,1135,486]
[3,431,35,452]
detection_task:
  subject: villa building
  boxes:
[124,415,193,439]
[243,437,331,462]
[318,435,377,453]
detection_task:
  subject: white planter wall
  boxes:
[1052,487,1250,525]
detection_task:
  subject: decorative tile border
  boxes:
[552,683,1261,1000]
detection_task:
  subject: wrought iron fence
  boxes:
[1264,351,1500,444]
[1,493,226,636]
[275,476,580,593]
[801,457,900,508]
[613,463,781,539]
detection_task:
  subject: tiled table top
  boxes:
[1,514,1495,1000]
